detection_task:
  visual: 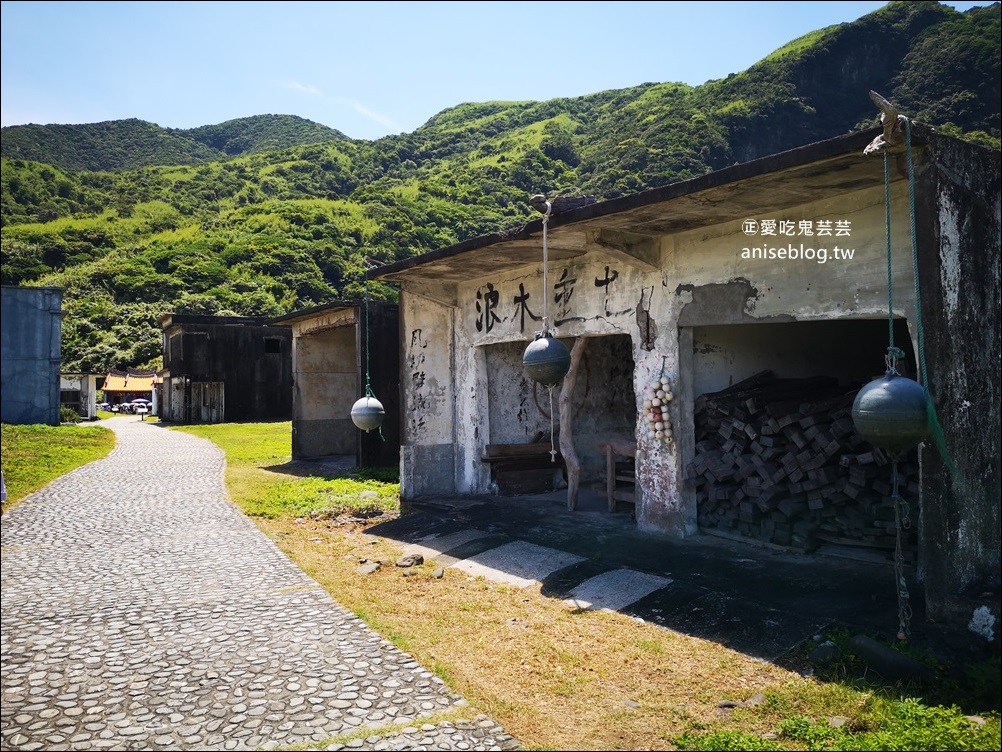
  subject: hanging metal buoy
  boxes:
[351,395,385,432]
[851,371,929,455]
[523,333,571,387]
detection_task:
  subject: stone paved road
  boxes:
[1,417,519,751]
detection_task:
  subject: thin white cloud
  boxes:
[274,84,405,135]
[349,100,401,131]
[281,80,322,96]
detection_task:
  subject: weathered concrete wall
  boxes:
[914,139,1001,625]
[482,334,635,484]
[399,294,456,498]
[162,318,292,423]
[291,322,357,459]
[393,140,999,633]
[479,183,910,530]
[398,182,923,533]
[1,286,63,426]
[282,303,399,467]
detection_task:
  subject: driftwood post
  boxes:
[559,337,588,510]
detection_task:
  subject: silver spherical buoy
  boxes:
[851,372,929,455]
[351,395,385,432]
[523,334,571,387]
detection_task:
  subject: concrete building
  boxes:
[60,373,99,420]
[157,314,292,424]
[371,125,1000,630]
[1,286,64,425]
[271,300,400,468]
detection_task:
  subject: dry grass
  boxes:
[256,515,806,751]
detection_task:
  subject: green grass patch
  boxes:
[169,421,399,519]
[783,626,1001,715]
[244,473,398,519]
[676,698,999,751]
[1,422,115,506]
[674,628,1001,752]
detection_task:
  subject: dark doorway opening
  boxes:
[484,334,636,497]
[687,318,919,563]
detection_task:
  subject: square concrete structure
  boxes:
[371,125,1001,629]
[157,313,292,424]
[271,301,399,468]
[1,285,64,425]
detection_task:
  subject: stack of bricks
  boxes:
[687,370,918,558]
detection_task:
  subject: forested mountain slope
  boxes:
[1,0,998,373]
[1,114,347,172]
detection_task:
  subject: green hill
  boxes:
[0,0,998,375]
[0,114,346,172]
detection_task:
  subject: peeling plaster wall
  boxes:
[483,335,635,484]
[485,340,551,446]
[668,183,917,328]
[453,307,489,492]
[649,182,918,535]
[451,259,650,499]
[393,146,999,629]
[399,294,457,498]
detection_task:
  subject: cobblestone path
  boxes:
[1,417,519,751]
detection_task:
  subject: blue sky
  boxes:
[1,1,995,141]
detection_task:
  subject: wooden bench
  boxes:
[482,442,564,495]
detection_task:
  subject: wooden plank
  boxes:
[484,443,558,458]
[494,468,559,496]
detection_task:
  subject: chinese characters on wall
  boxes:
[474,265,628,334]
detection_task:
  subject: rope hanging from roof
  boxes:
[350,263,385,436]
[853,95,956,639]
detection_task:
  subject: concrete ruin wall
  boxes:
[400,182,920,528]
[291,319,358,459]
[913,139,1001,624]
[399,295,457,496]
[395,142,1001,634]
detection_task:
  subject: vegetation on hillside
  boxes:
[0,0,998,374]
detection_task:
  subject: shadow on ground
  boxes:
[367,487,922,662]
